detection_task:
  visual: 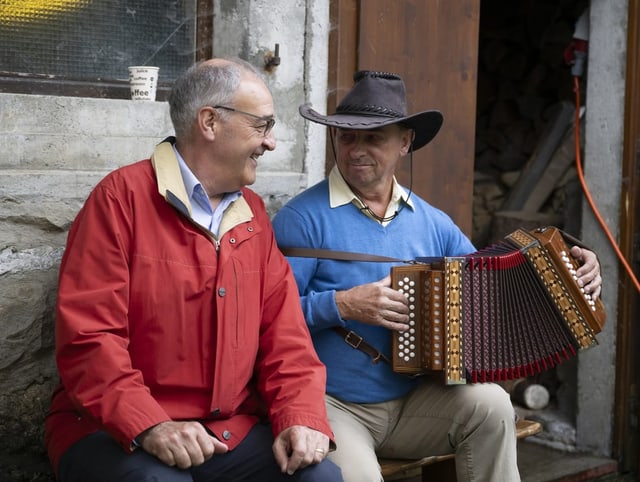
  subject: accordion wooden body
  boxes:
[390,226,606,384]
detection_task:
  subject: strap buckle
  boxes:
[343,330,363,349]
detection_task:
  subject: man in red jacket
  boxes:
[44,58,342,482]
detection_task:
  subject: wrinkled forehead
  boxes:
[233,75,274,112]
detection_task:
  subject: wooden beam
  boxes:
[615,0,640,474]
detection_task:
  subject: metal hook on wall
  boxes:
[264,43,281,72]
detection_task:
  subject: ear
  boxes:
[399,128,414,156]
[197,106,218,140]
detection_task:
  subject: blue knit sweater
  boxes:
[272,178,475,403]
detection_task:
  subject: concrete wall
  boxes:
[0,96,173,481]
[213,0,329,187]
[576,0,627,456]
[0,1,329,480]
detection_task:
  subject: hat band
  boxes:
[336,103,405,119]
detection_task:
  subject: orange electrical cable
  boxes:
[573,75,640,293]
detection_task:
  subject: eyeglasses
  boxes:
[213,105,276,136]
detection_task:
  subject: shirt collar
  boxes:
[328,165,415,213]
[174,147,206,200]
[173,145,242,204]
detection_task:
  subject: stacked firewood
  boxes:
[472,0,588,247]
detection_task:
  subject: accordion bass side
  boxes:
[390,226,606,385]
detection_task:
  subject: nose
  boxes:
[347,135,366,158]
[262,130,276,151]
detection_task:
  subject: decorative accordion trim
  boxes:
[390,226,605,384]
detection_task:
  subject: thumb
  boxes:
[212,438,229,454]
[377,275,392,287]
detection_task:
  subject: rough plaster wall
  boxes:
[302,0,330,185]
[0,95,174,480]
[213,0,329,191]
[0,1,329,479]
[576,0,627,456]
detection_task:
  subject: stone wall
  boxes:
[0,96,173,481]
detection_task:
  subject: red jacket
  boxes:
[45,140,333,473]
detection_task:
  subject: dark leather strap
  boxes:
[558,228,593,252]
[279,247,410,263]
[280,246,404,366]
[333,327,391,365]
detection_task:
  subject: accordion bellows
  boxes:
[391,226,606,384]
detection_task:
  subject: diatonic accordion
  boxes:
[390,226,606,384]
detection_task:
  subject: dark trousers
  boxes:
[57,423,343,482]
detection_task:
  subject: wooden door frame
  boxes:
[615,0,640,474]
[326,0,358,176]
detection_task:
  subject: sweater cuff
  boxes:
[308,290,346,330]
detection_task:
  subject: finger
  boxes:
[385,320,411,332]
[149,446,177,467]
[283,427,318,474]
[570,246,588,269]
[171,445,194,469]
[311,436,330,465]
[570,249,600,290]
[572,247,596,274]
[272,437,291,473]
[212,437,229,455]
[378,307,409,322]
[575,258,597,278]
[371,309,408,329]
[140,431,179,467]
[570,245,584,261]
[386,289,411,307]
[583,272,602,294]
[591,282,601,301]
[312,446,327,463]
[285,446,307,475]
[180,426,219,467]
[195,433,227,463]
[577,264,599,288]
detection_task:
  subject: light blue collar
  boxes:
[173,146,241,236]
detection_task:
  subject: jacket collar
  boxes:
[151,137,254,238]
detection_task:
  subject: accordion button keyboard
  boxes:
[397,277,419,362]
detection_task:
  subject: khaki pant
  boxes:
[326,381,519,482]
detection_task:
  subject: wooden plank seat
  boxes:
[379,419,542,481]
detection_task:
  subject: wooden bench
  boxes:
[379,418,542,481]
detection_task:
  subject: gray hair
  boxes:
[169,58,264,140]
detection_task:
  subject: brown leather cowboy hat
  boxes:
[299,70,444,151]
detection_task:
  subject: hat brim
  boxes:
[299,104,444,151]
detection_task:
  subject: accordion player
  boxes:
[390,226,606,384]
